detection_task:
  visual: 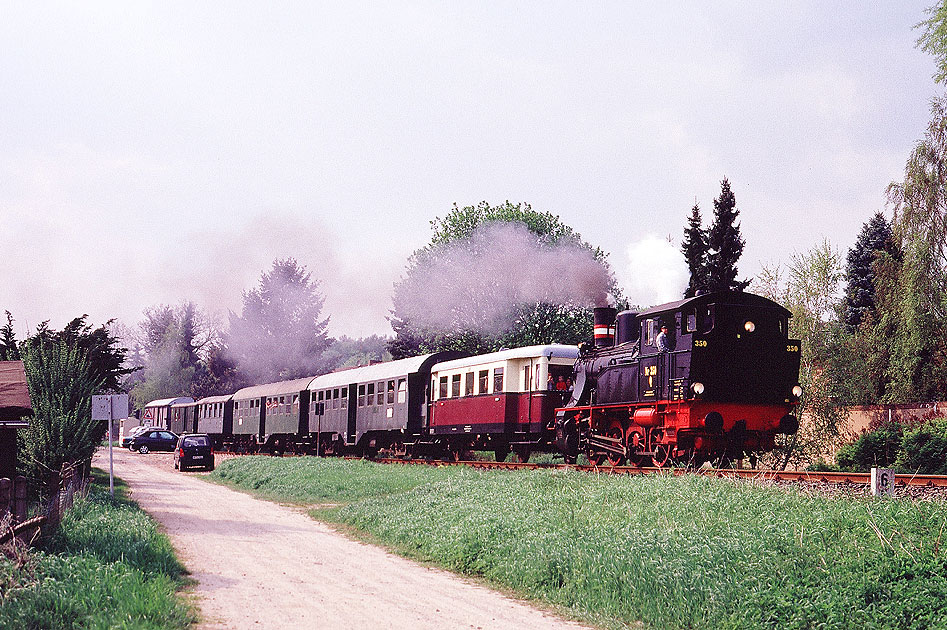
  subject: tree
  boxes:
[227,258,332,383]
[388,201,622,358]
[0,311,19,361]
[883,95,947,402]
[19,315,133,392]
[705,179,750,292]
[754,240,847,468]
[681,203,709,298]
[916,1,947,86]
[18,340,105,502]
[127,302,222,407]
[843,212,894,331]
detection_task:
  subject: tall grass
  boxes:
[0,471,194,630]
[214,457,947,630]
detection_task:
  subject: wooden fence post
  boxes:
[0,478,10,517]
[14,476,27,523]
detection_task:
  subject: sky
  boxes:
[0,2,941,341]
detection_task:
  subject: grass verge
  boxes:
[0,470,195,630]
[213,456,947,630]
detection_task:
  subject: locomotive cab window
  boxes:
[685,311,697,333]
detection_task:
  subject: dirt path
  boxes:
[93,448,594,630]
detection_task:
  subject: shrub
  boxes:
[896,417,947,474]
[835,421,903,471]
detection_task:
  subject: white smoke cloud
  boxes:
[393,222,613,332]
[620,234,688,308]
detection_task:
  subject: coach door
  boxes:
[346,383,358,445]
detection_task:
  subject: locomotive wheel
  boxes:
[606,420,626,466]
[649,429,670,467]
[651,443,670,467]
[625,429,647,467]
[588,449,607,466]
[494,444,511,462]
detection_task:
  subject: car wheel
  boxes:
[138,445,149,454]
[207,463,215,471]
[128,445,136,452]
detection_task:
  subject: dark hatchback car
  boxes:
[130,429,179,454]
[174,434,215,471]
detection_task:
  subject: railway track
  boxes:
[373,457,947,489]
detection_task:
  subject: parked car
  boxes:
[174,433,215,471]
[130,429,179,454]
[122,425,155,450]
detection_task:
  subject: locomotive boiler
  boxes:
[554,291,802,466]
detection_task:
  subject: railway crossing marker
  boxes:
[870,467,894,497]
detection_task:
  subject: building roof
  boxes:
[0,361,32,423]
[144,396,195,408]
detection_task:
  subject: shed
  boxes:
[0,361,32,479]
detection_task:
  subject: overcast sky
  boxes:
[1,2,940,340]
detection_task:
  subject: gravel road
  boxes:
[92,447,594,630]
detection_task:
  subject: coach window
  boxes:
[398,379,406,403]
[341,390,348,409]
[478,370,489,394]
[367,383,375,406]
[451,374,461,397]
[376,382,384,405]
[358,384,366,407]
[493,367,504,393]
[523,366,531,391]
[387,380,395,404]
[464,372,474,396]
[438,376,449,399]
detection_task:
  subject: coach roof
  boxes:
[233,377,317,401]
[309,352,463,391]
[431,344,579,372]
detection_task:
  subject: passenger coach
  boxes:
[429,344,579,461]
[307,351,463,456]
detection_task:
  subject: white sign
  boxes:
[92,394,129,421]
[871,467,895,497]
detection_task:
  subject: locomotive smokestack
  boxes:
[593,307,617,348]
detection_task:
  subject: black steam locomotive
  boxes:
[554,291,802,466]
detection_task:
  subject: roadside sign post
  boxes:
[92,394,129,497]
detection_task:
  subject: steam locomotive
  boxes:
[554,291,802,466]
[140,290,800,466]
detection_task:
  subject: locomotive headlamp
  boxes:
[691,382,705,395]
[744,321,756,333]
[792,385,803,399]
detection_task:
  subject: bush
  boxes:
[835,421,903,471]
[896,417,947,474]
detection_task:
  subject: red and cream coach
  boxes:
[428,344,579,461]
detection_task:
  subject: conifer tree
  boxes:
[843,212,894,331]
[0,311,19,360]
[681,203,708,298]
[706,178,750,292]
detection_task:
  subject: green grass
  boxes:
[0,470,195,630]
[211,457,947,630]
